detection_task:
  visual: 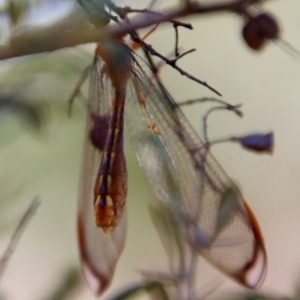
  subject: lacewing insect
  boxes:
[75,39,267,297]
[77,41,130,296]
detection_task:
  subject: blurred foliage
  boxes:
[228,292,291,300]
[41,267,82,300]
[0,92,44,129]
[106,281,169,300]
[0,45,93,147]
[6,0,29,25]
[0,198,40,283]
[0,24,94,234]
[0,3,93,298]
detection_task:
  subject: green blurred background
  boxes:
[0,0,300,299]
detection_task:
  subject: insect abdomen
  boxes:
[93,94,127,233]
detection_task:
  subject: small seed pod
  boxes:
[242,13,280,51]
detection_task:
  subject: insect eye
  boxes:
[77,0,110,27]
[242,13,280,51]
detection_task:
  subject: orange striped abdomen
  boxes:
[93,95,127,233]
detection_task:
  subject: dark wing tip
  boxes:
[77,215,110,297]
[243,244,267,289]
[235,201,267,289]
[81,261,110,296]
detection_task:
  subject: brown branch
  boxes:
[174,24,180,57]
[103,0,260,38]
[0,0,265,60]
[0,8,97,60]
[103,0,193,28]
[171,48,196,63]
[123,7,193,29]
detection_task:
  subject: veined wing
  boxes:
[77,52,127,297]
[125,51,266,288]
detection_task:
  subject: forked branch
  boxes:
[0,0,271,60]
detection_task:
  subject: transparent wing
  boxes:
[77,55,127,297]
[125,52,266,288]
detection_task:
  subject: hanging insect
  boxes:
[74,36,267,297]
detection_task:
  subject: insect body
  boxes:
[92,44,129,232]
[77,41,130,295]
[76,39,267,297]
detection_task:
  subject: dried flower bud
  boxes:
[235,132,274,153]
[242,13,280,51]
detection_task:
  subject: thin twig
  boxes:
[0,197,41,283]
[202,105,243,145]
[195,277,224,300]
[132,36,222,96]
[277,39,300,60]
[196,104,243,199]
[138,270,178,284]
[68,63,92,116]
[201,136,237,149]
[171,48,196,64]
[178,97,243,117]
[104,0,194,29]
[127,8,193,29]
[174,24,180,57]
